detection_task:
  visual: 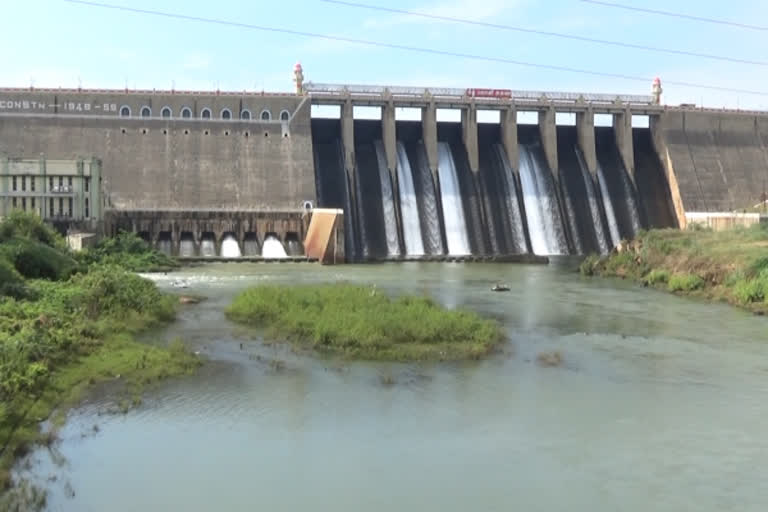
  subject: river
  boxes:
[17,262,768,511]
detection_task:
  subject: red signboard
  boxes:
[466,88,512,98]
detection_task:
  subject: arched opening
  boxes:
[157,231,172,256]
[201,108,211,119]
[140,106,151,118]
[260,109,272,121]
[284,232,304,256]
[200,232,217,258]
[262,232,287,259]
[220,232,242,258]
[243,232,260,256]
[181,107,192,119]
[280,110,290,122]
[161,106,172,118]
[240,110,251,120]
[221,108,232,120]
[120,106,131,117]
[179,232,196,257]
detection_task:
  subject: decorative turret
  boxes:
[652,77,663,105]
[293,62,304,95]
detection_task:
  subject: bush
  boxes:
[645,268,670,285]
[733,277,768,304]
[0,257,31,299]
[77,232,177,272]
[579,254,602,276]
[668,273,705,292]
[0,237,80,281]
[0,210,64,248]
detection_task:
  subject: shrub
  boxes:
[77,232,177,272]
[579,254,602,276]
[645,268,670,285]
[0,237,80,281]
[732,278,767,304]
[0,210,64,248]
[0,257,31,299]
[668,273,704,292]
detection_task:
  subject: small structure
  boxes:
[66,232,99,252]
[293,62,305,95]
[304,208,344,264]
[652,77,663,105]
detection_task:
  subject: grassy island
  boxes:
[226,284,504,361]
[0,212,198,504]
[580,224,768,314]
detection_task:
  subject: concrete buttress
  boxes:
[614,108,635,181]
[500,107,519,174]
[539,107,558,180]
[576,108,597,175]
[461,105,479,173]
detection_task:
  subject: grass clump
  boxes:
[226,284,504,362]
[580,224,768,313]
[667,273,705,292]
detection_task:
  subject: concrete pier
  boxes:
[500,107,519,173]
[614,108,635,180]
[538,107,558,179]
[576,107,598,175]
[422,101,439,176]
[461,105,480,173]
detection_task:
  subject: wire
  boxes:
[62,0,768,97]
[580,0,768,32]
[319,0,768,66]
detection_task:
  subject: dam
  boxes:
[1,69,767,260]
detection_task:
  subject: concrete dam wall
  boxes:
[656,110,768,214]
[2,85,768,260]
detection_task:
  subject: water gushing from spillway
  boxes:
[157,239,172,256]
[494,145,529,254]
[261,235,288,259]
[409,142,444,255]
[243,238,260,257]
[220,235,242,258]
[396,141,425,256]
[285,240,303,257]
[518,145,567,255]
[200,239,216,258]
[575,150,610,254]
[437,142,471,255]
[620,169,643,237]
[374,141,401,257]
[597,164,621,248]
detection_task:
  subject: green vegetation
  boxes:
[76,231,178,272]
[226,284,504,361]
[580,223,768,313]
[0,212,198,499]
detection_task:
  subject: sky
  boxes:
[2,0,768,111]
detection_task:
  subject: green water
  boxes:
[19,262,768,511]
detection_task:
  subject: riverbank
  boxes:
[226,284,504,361]
[0,213,199,506]
[580,224,768,314]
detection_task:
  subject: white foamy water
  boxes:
[374,141,401,257]
[437,142,471,256]
[597,164,622,248]
[261,235,288,258]
[179,239,196,258]
[396,141,425,256]
[200,239,216,258]
[518,145,567,255]
[220,235,242,259]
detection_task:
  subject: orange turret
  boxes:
[293,62,304,95]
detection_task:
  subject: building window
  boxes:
[12,197,17,209]
[30,178,35,192]
[120,106,131,117]
[161,106,172,118]
[85,177,90,192]
[21,198,26,211]
[68,176,73,188]
[58,176,64,188]
[68,198,73,217]
[58,198,63,215]
[240,109,251,120]
[280,110,290,121]
[141,106,151,118]
[201,108,211,119]
[49,198,54,215]
[221,108,232,120]
[49,176,54,190]
[260,109,272,121]
[181,107,192,118]
[21,176,26,191]
[85,197,90,218]
[30,198,35,211]
[12,176,16,191]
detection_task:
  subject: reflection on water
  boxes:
[21,262,768,512]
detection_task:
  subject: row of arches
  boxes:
[121,106,291,122]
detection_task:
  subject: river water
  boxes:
[19,262,768,511]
